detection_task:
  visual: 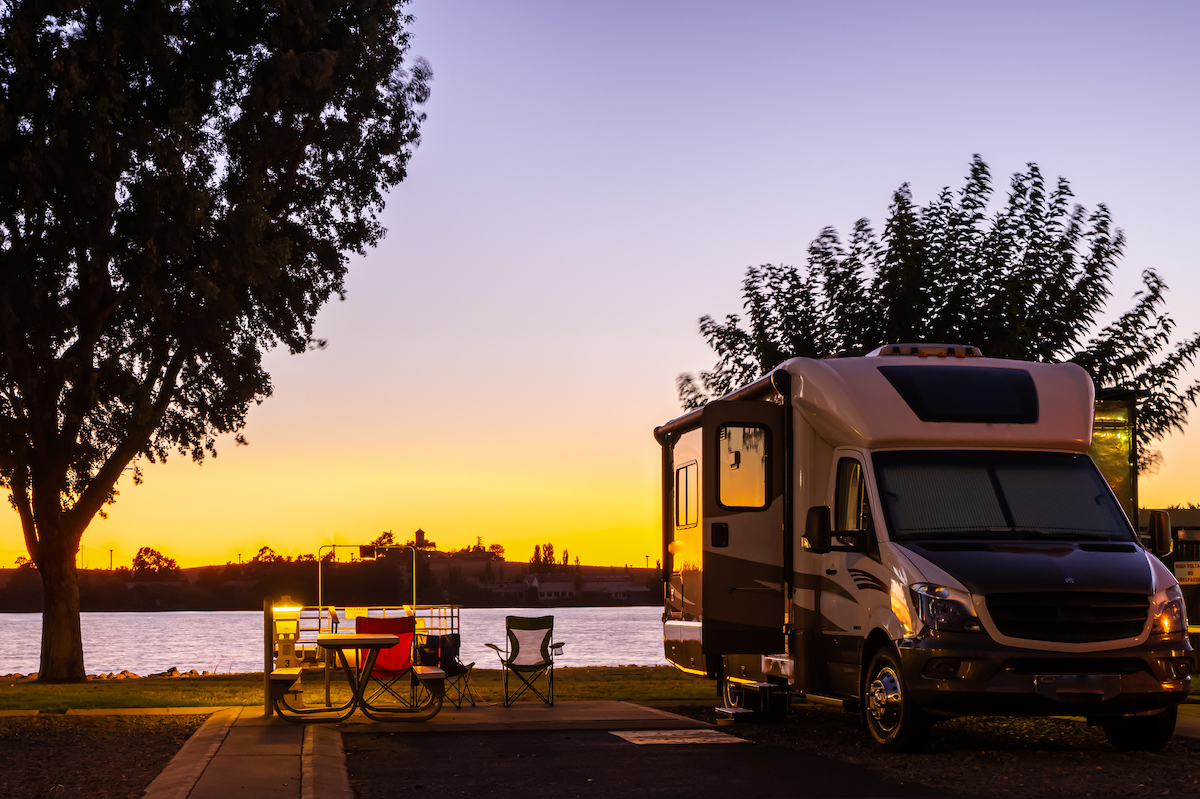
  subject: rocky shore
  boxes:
[4,667,223,681]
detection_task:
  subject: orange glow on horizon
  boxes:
[0,432,665,571]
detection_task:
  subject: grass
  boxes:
[0,666,718,712]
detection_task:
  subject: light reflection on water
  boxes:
[0,606,667,675]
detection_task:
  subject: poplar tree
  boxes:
[679,156,1200,470]
[0,0,431,681]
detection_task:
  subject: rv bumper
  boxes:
[896,632,1192,717]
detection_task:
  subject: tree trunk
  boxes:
[37,546,86,682]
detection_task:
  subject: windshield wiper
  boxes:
[1007,529,1119,541]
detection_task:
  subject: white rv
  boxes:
[656,344,1191,751]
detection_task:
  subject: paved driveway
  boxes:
[343,728,939,799]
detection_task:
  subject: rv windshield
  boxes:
[872,451,1135,542]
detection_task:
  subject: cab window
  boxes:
[835,457,874,536]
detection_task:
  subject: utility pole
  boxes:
[110,550,113,570]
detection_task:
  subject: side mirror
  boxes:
[803,506,832,554]
[1150,510,1173,557]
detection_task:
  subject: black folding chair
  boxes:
[438,634,476,708]
[484,615,563,706]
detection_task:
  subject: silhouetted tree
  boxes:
[680,156,1199,471]
[131,547,178,579]
[0,0,430,681]
[371,531,397,547]
[250,547,279,565]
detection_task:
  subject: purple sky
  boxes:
[5,1,1199,569]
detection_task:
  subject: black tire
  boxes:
[1100,705,1177,752]
[863,647,931,752]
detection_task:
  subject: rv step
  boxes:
[716,706,757,718]
[802,693,860,713]
[723,680,790,721]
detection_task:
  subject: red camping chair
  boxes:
[355,615,417,707]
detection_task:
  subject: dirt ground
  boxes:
[669,703,1200,798]
[0,713,207,799]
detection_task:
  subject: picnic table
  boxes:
[271,633,445,723]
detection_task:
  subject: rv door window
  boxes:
[675,461,699,528]
[716,424,769,510]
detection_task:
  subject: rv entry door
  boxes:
[701,400,786,654]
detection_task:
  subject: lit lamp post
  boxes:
[264,595,304,715]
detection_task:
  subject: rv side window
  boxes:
[716,424,769,510]
[675,461,699,528]
[835,458,873,534]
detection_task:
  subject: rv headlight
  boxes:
[910,584,982,634]
[1151,584,1187,640]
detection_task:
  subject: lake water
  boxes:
[0,606,668,675]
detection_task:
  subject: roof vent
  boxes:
[869,343,982,359]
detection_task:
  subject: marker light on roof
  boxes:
[873,344,982,358]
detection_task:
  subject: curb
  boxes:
[302,725,353,799]
[67,706,232,716]
[142,706,241,799]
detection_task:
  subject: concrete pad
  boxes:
[231,707,293,726]
[144,706,242,799]
[336,699,711,733]
[610,729,749,745]
[0,709,40,716]
[188,753,300,799]
[219,723,304,755]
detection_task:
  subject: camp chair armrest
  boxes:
[483,643,505,655]
[413,666,446,680]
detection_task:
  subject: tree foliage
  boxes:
[0,0,430,680]
[131,546,178,578]
[679,156,1200,470]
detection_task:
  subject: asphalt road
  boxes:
[342,728,940,799]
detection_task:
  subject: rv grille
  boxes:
[985,592,1148,644]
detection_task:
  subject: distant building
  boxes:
[519,573,651,605]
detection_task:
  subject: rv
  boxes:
[655,344,1191,751]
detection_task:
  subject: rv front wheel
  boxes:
[864,648,930,752]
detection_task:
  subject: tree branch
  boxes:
[66,347,189,530]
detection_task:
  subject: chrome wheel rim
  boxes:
[868,667,902,733]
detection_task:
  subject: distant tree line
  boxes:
[0,532,609,611]
[529,542,581,571]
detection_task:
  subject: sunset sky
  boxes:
[4,1,1200,570]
